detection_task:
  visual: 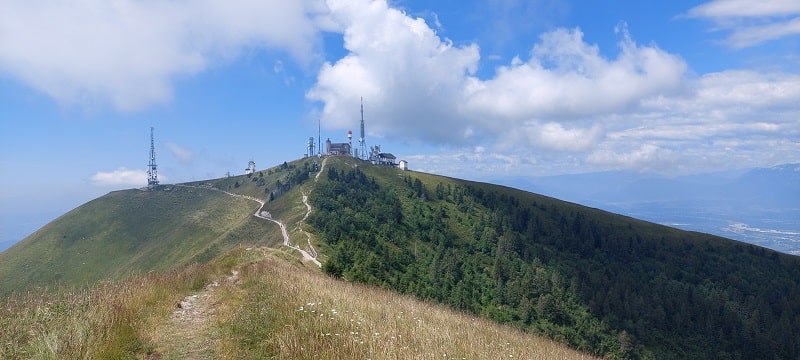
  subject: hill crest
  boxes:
[2,156,799,359]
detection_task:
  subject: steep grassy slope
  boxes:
[309,157,800,359]
[0,186,277,296]
[0,158,320,296]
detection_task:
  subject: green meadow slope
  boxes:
[0,185,273,296]
[0,158,321,296]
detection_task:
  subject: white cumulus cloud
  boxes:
[308,4,687,156]
[0,0,327,111]
[464,25,686,121]
[90,167,148,187]
[307,0,480,145]
[4,0,796,177]
[583,69,800,174]
[306,1,799,176]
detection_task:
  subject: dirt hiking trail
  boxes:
[146,270,239,359]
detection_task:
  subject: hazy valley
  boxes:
[496,163,800,255]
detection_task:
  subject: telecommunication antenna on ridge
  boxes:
[358,97,366,160]
[147,127,159,188]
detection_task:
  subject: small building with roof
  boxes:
[374,152,396,166]
[398,160,408,170]
[245,160,256,175]
[325,138,351,156]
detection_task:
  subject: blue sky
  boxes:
[1,0,799,244]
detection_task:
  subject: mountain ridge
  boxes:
[2,157,799,359]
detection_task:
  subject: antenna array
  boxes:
[359,97,367,160]
[147,127,159,187]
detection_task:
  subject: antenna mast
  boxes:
[359,97,366,160]
[147,127,159,188]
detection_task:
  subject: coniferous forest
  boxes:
[308,165,800,359]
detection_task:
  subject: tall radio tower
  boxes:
[359,97,366,160]
[147,127,159,188]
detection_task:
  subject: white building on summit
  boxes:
[373,152,396,166]
[368,145,396,166]
[399,160,408,170]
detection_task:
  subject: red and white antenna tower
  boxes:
[347,129,353,156]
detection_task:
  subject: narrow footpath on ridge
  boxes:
[295,155,329,260]
[147,271,239,360]
[150,159,330,358]
[174,164,324,267]
[297,192,318,259]
[255,205,320,267]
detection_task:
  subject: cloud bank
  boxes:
[308,0,798,176]
[0,0,326,110]
[308,2,687,152]
[1,0,797,177]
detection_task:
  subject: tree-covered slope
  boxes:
[308,158,800,359]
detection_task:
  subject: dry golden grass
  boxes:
[0,264,213,359]
[1,248,597,359]
[217,251,597,360]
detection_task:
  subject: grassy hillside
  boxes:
[0,248,594,359]
[0,184,264,296]
[3,155,799,359]
[0,158,320,296]
[309,157,800,359]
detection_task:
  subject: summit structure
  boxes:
[358,97,366,160]
[147,127,159,188]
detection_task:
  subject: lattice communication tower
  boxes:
[359,97,367,160]
[147,127,159,188]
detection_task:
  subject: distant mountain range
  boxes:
[494,163,800,254]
